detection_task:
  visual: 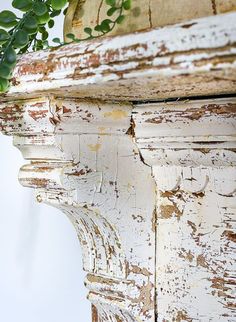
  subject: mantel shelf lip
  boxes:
[1,12,236,102]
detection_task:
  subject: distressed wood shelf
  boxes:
[0,12,236,322]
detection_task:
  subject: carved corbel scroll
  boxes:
[0,11,236,322]
[0,97,156,321]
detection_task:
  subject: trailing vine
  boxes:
[0,0,131,92]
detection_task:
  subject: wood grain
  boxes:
[0,9,235,322]
[1,13,235,102]
[64,0,236,40]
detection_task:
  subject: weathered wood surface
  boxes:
[133,98,236,321]
[0,11,235,322]
[64,0,236,40]
[0,12,235,101]
[0,97,157,321]
[0,96,235,321]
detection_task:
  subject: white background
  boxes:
[0,1,90,321]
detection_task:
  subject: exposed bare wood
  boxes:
[0,10,235,322]
[0,13,235,102]
[133,98,236,321]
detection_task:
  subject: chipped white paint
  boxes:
[0,12,234,101]
[0,97,156,321]
[0,12,236,322]
[133,98,236,321]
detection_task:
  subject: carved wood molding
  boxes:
[0,12,235,322]
[133,98,236,194]
[0,12,235,102]
[133,98,236,320]
[0,97,156,321]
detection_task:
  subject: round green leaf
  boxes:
[123,0,131,10]
[24,15,38,34]
[0,29,9,45]
[116,15,125,24]
[94,25,102,32]
[107,7,117,16]
[39,26,46,33]
[14,30,29,48]
[36,12,50,24]
[0,77,9,92]
[0,63,12,79]
[0,11,17,28]
[48,19,54,28]
[33,2,47,16]
[42,30,49,40]
[84,27,92,35]
[51,0,67,10]
[100,19,112,32]
[52,37,61,44]
[4,47,17,66]
[66,33,75,40]
[12,0,32,12]
[50,10,61,18]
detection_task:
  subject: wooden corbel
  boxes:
[0,12,235,321]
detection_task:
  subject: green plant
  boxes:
[0,0,132,92]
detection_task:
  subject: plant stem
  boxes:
[61,0,125,46]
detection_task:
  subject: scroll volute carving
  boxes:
[1,11,235,321]
[0,96,157,321]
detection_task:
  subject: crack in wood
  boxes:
[211,0,217,15]
[148,0,153,28]
[96,0,104,26]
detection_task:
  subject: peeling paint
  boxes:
[103,110,128,120]
[0,13,234,101]
[0,12,235,322]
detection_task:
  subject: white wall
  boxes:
[0,2,90,321]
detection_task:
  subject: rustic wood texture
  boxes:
[0,96,235,321]
[0,97,157,321]
[133,98,236,320]
[1,12,236,102]
[64,0,236,40]
[0,12,235,322]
